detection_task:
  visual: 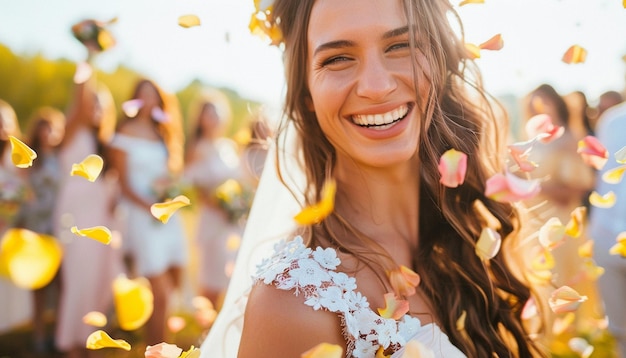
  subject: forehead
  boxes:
[308,0,407,48]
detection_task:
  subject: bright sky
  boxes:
[0,0,625,109]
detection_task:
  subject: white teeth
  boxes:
[352,105,408,127]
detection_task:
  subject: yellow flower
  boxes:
[8,135,37,168]
[70,154,104,182]
[294,179,336,225]
[113,276,154,331]
[150,195,191,224]
[301,343,343,358]
[85,330,131,351]
[71,225,112,245]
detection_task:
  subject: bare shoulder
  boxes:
[238,282,345,358]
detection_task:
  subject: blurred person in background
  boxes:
[15,106,65,354]
[109,78,187,345]
[564,90,595,138]
[595,91,624,128]
[53,71,123,358]
[240,111,273,188]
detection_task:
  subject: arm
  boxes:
[238,283,345,358]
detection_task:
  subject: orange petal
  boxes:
[377,292,409,320]
[578,240,594,258]
[438,149,468,188]
[85,330,131,351]
[301,343,343,358]
[615,146,626,164]
[151,195,191,224]
[178,15,201,28]
[589,191,616,208]
[294,179,336,225]
[167,316,186,333]
[485,171,541,203]
[113,276,154,331]
[609,232,626,257]
[549,286,588,314]
[402,340,436,358]
[464,43,481,59]
[389,265,420,297]
[70,154,104,182]
[602,165,626,184]
[552,312,576,335]
[539,217,566,250]
[83,311,108,327]
[475,227,502,260]
[525,114,564,143]
[145,342,183,358]
[565,206,586,238]
[562,45,587,64]
[479,34,504,51]
[577,136,608,170]
[8,135,37,168]
[71,225,112,245]
[459,0,485,6]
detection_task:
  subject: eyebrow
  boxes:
[313,26,410,57]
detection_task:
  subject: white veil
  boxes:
[199,122,305,357]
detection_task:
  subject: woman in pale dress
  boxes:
[184,98,245,309]
[109,78,186,345]
[205,0,545,357]
[53,76,122,358]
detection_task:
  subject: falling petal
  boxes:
[562,45,587,64]
[122,99,143,118]
[8,135,37,168]
[151,107,170,123]
[0,229,62,289]
[485,171,541,203]
[378,293,409,320]
[579,259,604,281]
[178,15,201,28]
[578,240,594,258]
[602,165,626,184]
[525,114,564,143]
[565,206,586,238]
[145,342,183,358]
[179,346,201,358]
[464,43,481,59]
[389,265,421,297]
[553,312,576,335]
[71,225,112,245]
[521,298,538,320]
[609,232,626,257]
[83,311,107,327]
[294,179,336,225]
[70,154,104,182]
[539,217,566,250]
[401,340,436,358]
[615,146,626,164]
[577,136,608,170]
[74,61,93,84]
[456,310,467,331]
[151,195,191,224]
[85,330,131,351]
[568,337,594,358]
[459,0,485,6]
[507,136,546,172]
[301,343,343,358]
[225,233,241,252]
[475,227,502,260]
[589,191,616,209]
[479,34,504,51]
[531,246,555,272]
[167,316,186,333]
[549,286,588,314]
[113,276,154,331]
[438,149,468,188]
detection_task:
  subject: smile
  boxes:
[351,104,411,129]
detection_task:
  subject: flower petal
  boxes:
[475,227,502,260]
[565,206,586,238]
[507,136,546,172]
[577,136,608,170]
[85,330,131,351]
[70,154,104,182]
[539,217,567,250]
[521,298,538,320]
[438,149,468,188]
[294,179,336,225]
[589,191,616,209]
[377,292,409,320]
[8,135,37,168]
[549,286,588,314]
[602,165,626,184]
[401,340,436,358]
[167,315,186,333]
[562,45,587,64]
[568,337,594,358]
[458,0,485,6]
[178,15,201,28]
[151,195,191,224]
[485,171,541,203]
[578,240,594,259]
[479,34,504,51]
[179,346,201,358]
[122,99,143,118]
[525,114,564,143]
[615,146,626,164]
[301,343,343,358]
[389,265,420,297]
[113,276,154,331]
[145,342,183,358]
[71,225,112,245]
[83,311,108,327]
[464,43,481,59]
[456,310,467,331]
[552,312,575,335]
[609,232,626,257]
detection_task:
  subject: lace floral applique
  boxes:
[254,236,422,358]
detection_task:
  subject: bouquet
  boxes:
[215,179,254,224]
[0,171,28,230]
[71,18,117,54]
[151,174,187,203]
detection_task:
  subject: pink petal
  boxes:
[122,99,144,118]
[525,114,564,143]
[485,171,541,203]
[507,136,546,172]
[549,286,588,314]
[577,136,608,170]
[521,297,538,320]
[539,217,567,250]
[438,149,468,188]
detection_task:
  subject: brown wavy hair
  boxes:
[272,0,545,356]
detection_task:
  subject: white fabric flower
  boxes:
[346,291,369,310]
[330,271,357,292]
[353,337,378,358]
[289,258,330,287]
[313,246,341,269]
[319,286,349,313]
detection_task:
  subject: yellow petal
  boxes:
[578,240,594,258]
[225,233,241,252]
[8,135,37,168]
[589,191,616,209]
[113,276,154,331]
[549,286,588,314]
[375,347,390,358]
[150,195,191,224]
[85,330,131,351]
[609,232,626,257]
[579,259,604,281]
[301,343,343,358]
[602,165,626,184]
[475,227,502,260]
[0,229,62,289]
[216,179,242,204]
[377,292,409,320]
[531,246,555,272]
[464,43,481,59]
[71,225,112,245]
[70,154,104,182]
[615,146,626,164]
[456,310,467,331]
[294,179,336,225]
[401,340,436,358]
[539,217,567,250]
[459,0,485,6]
[565,206,586,238]
[178,15,201,28]
[83,311,108,327]
[562,45,587,64]
[180,346,201,358]
[552,312,576,335]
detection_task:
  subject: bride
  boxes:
[202,0,544,357]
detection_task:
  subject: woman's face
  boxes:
[307,0,429,169]
[137,81,161,110]
[199,103,221,137]
[36,121,53,145]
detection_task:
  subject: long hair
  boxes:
[272,0,544,356]
[25,106,65,168]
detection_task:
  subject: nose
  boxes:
[355,54,397,100]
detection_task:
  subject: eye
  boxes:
[321,55,352,67]
[387,42,410,52]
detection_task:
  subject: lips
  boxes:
[351,104,410,128]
